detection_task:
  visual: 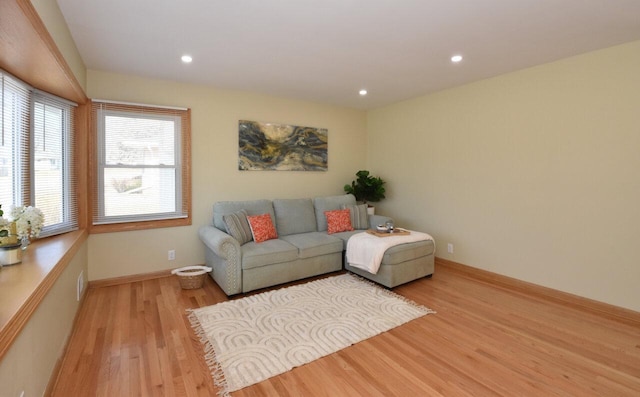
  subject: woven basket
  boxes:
[171,266,212,290]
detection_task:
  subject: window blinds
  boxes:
[0,71,30,207]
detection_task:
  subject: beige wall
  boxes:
[0,241,88,397]
[367,40,640,311]
[30,0,87,91]
[86,70,367,280]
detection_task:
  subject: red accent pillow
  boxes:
[325,209,354,234]
[247,213,278,243]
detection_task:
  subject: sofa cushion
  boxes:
[273,198,317,236]
[342,203,369,230]
[247,213,278,243]
[242,239,299,269]
[280,232,343,259]
[223,209,253,245]
[325,209,354,234]
[330,230,364,250]
[313,194,357,232]
[213,199,275,231]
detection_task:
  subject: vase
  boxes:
[0,242,22,265]
[21,235,30,250]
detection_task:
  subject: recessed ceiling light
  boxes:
[359,89,368,96]
[181,55,193,63]
[451,55,463,63]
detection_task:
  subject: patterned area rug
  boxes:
[188,273,434,396]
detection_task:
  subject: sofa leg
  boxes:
[425,273,433,279]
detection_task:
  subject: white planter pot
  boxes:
[0,243,22,266]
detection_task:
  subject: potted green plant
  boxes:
[343,170,386,214]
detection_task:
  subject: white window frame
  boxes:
[30,91,77,236]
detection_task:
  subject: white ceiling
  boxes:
[56,0,640,109]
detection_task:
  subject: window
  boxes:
[92,101,191,230]
[0,70,77,237]
[32,92,77,235]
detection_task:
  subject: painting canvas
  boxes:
[238,120,328,171]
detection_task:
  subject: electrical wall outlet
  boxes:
[168,250,176,261]
[77,271,84,301]
[447,243,454,254]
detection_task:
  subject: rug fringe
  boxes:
[188,310,231,397]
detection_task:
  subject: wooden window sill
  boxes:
[90,216,191,234]
[0,229,88,361]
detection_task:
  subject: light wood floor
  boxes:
[50,262,640,396]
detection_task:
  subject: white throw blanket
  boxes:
[346,230,434,274]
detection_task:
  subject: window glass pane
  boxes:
[103,167,176,218]
[0,77,30,207]
[32,92,77,236]
[105,114,176,166]
[33,102,64,226]
[0,96,16,205]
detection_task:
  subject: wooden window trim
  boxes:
[0,0,87,105]
[89,217,191,234]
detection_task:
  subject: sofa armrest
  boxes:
[199,225,239,256]
[198,225,243,295]
[368,214,393,229]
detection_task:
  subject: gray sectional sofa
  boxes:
[199,194,434,295]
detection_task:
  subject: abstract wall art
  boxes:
[238,120,328,171]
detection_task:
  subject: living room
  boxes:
[1,1,639,396]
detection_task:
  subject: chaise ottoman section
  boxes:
[346,239,435,288]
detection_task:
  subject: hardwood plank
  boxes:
[50,264,640,396]
[436,257,640,326]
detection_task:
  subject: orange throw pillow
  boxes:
[247,213,278,243]
[325,209,354,234]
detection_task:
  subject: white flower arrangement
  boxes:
[9,205,44,239]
